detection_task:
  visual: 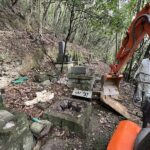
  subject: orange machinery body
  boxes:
[110,3,150,75]
[102,3,150,96]
[107,120,141,150]
[106,3,150,150]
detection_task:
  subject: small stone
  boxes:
[30,122,44,135]
[41,80,51,86]
[37,102,50,110]
[77,114,82,118]
[40,120,52,126]
[34,73,49,83]
[99,120,104,124]
[97,113,101,117]
[106,124,111,128]
[0,110,15,123]
[15,60,22,66]
[38,124,52,139]
[60,100,69,110]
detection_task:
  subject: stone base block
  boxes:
[43,98,92,137]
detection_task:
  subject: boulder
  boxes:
[0,110,15,128]
[41,80,51,86]
[34,73,50,83]
[30,122,44,135]
[0,112,34,150]
[30,120,52,139]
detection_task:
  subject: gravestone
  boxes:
[59,41,65,55]
[68,66,95,90]
[56,41,73,72]
[70,66,86,75]
[57,41,65,63]
[57,41,72,63]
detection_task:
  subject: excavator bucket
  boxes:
[101,74,123,96]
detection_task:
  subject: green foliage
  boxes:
[0,0,147,63]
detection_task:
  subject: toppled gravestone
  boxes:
[68,66,95,90]
[43,98,92,137]
[0,110,34,150]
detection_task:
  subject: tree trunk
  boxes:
[61,2,75,73]
[42,0,52,26]
[11,0,18,6]
[38,0,42,36]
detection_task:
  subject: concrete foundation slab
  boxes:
[43,98,92,137]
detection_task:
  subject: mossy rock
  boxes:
[0,112,34,150]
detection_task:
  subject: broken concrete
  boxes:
[43,98,92,137]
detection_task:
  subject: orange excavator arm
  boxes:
[110,3,150,74]
[102,3,150,96]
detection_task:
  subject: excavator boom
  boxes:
[102,3,150,96]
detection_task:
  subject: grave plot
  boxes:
[55,41,74,72]
[43,98,92,137]
[68,66,95,90]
